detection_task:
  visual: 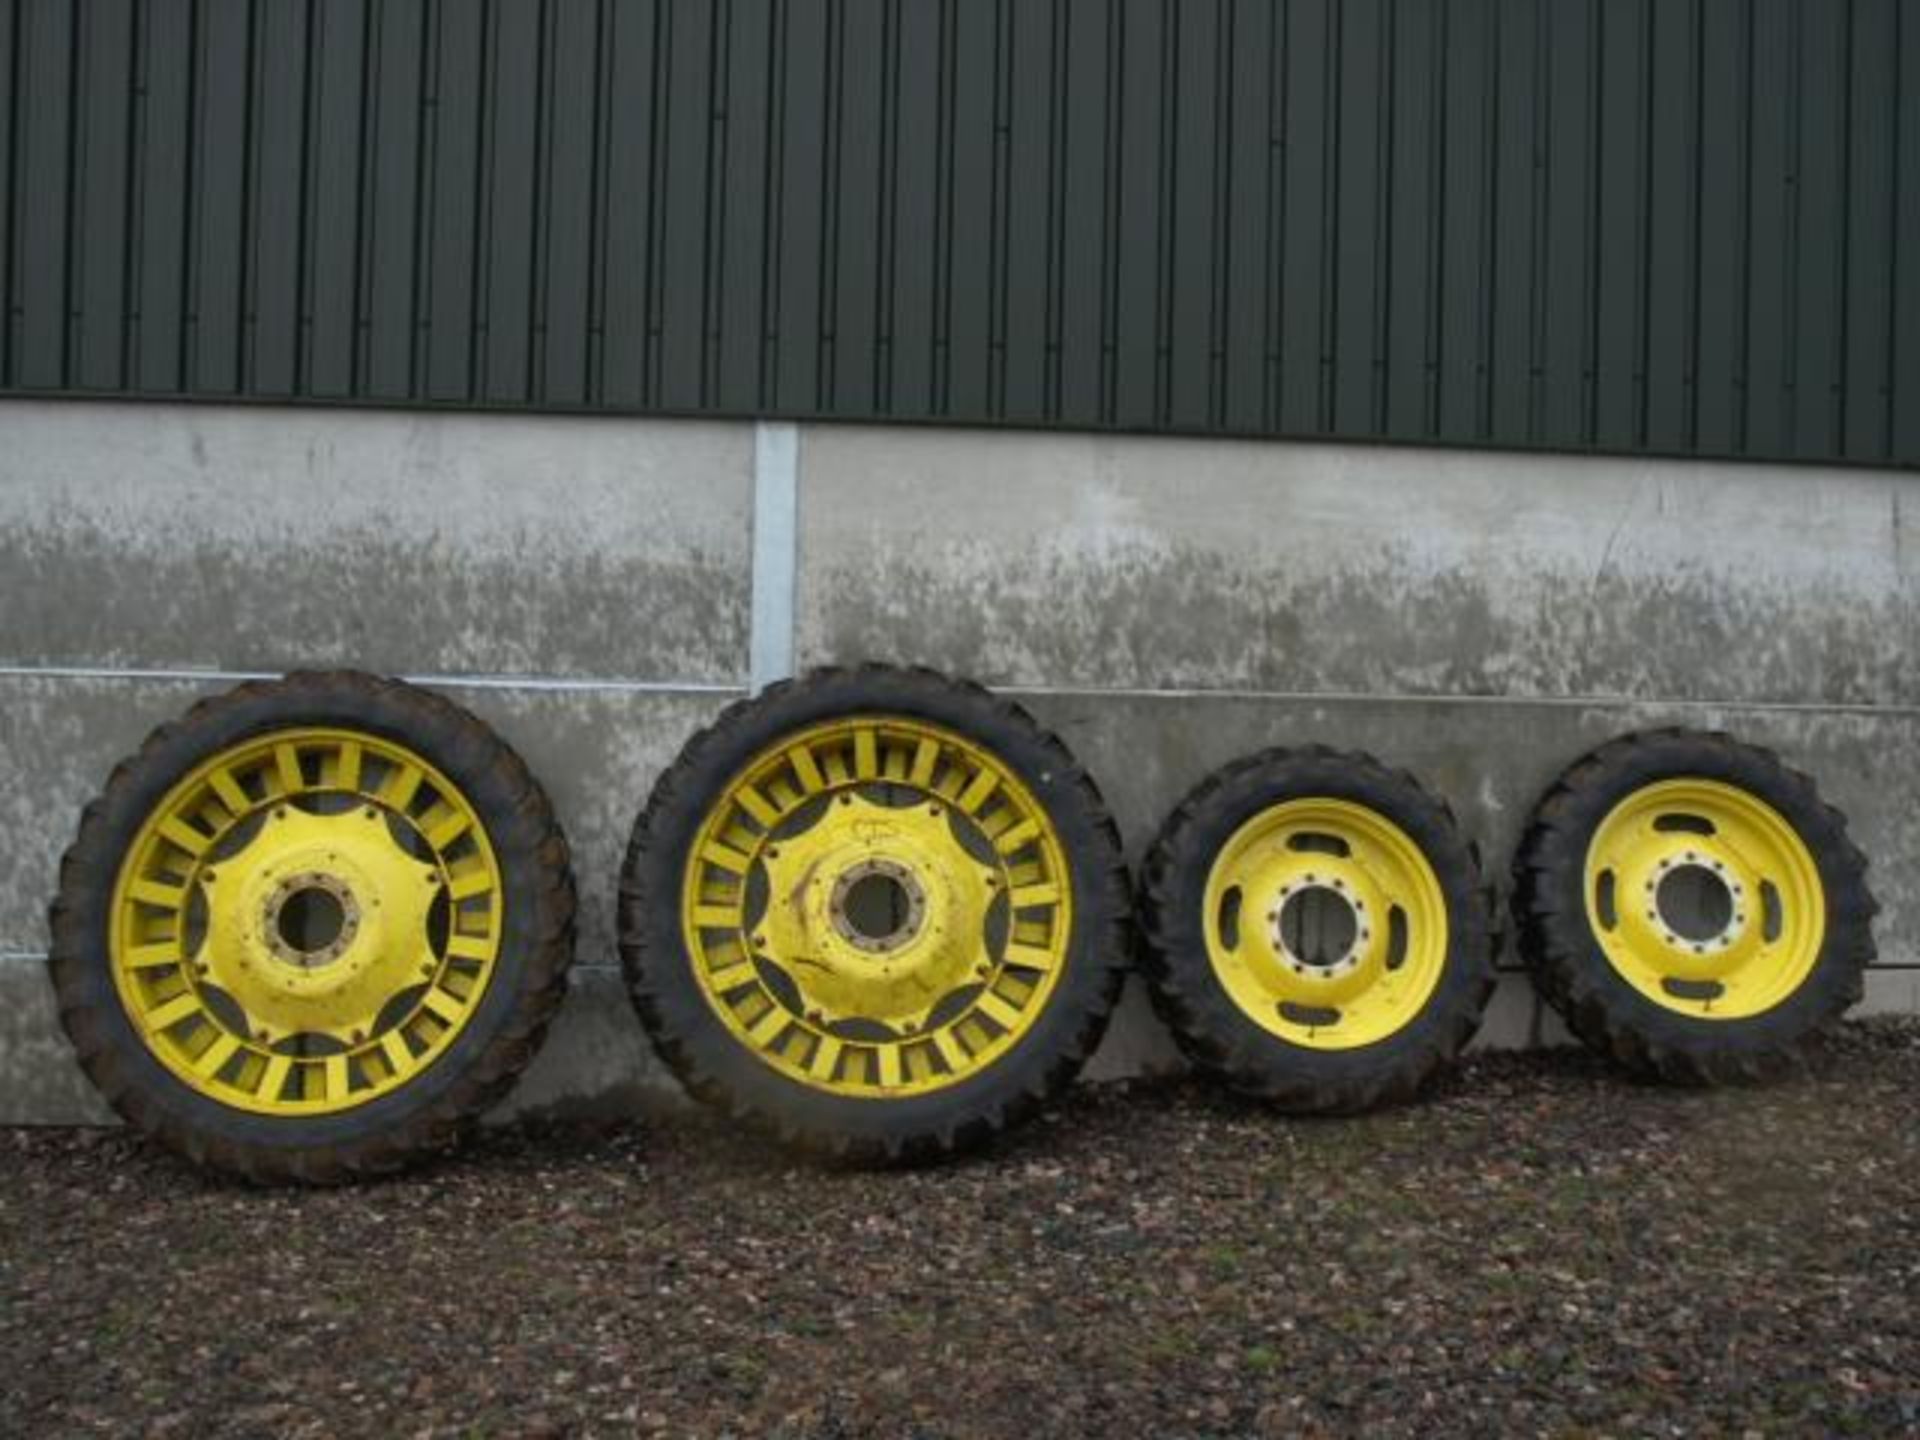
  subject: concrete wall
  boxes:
[3,400,1915,1124]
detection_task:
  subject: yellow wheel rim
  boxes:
[680,716,1073,1097]
[109,728,503,1115]
[1201,799,1449,1049]
[1583,778,1824,1020]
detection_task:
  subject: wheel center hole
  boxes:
[1656,863,1735,942]
[278,885,347,954]
[843,873,913,943]
[1280,884,1358,967]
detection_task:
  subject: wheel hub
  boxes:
[1583,777,1826,1018]
[1268,877,1371,980]
[828,857,930,956]
[260,871,362,971]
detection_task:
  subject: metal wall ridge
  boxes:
[0,0,1914,468]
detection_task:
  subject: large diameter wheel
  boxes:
[1140,748,1494,1113]
[48,672,575,1182]
[618,666,1129,1160]
[1513,729,1876,1082]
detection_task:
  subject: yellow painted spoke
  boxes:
[1002,942,1058,973]
[789,745,826,794]
[929,1027,969,1074]
[806,1033,844,1082]
[384,762,424,811]
[334,741,363,793]
[420,988,465,1025]
[324,1054,351,1102]
[700,842,752,875]
[129,879,186,910]
[735,784,781,828]
[378,1031,414,1077]
[447,869,494,900]
[274,743,306,796]
[875,1044,904,1088]
[692,905,742,930]
[209,766,251,818]
[257,1053,293,1102]
[993,817,1042,855]
[909,738,940,787]
[706,959,756,991]
[958,768,999,815]
[446,933,494,961]
[1010,883,1061,909]
[145,991,203,1031]
[745,1005,789,1047]
[191,1032,242,1078]
[157,817,209,857]
[975,990,1024,1031]
[125,941,183,970]
[854,727,879,779]
[426,810,472,850]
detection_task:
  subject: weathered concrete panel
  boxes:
[0,401,751,683]
[0,958,116,1125]
[796,426,1920,707]
[0,673,726,963]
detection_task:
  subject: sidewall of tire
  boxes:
[49,676,567,1167]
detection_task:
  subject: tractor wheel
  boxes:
[618,665,1129,1161]
[1513,729,1876,1082]
[1139,748,1494,1112]
[48,672,575,1182]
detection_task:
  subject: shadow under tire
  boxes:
[618,665,1130,1162]
[1513,728,1875,1083]
[1139,747,1494,1113]
[47,671,576,1183]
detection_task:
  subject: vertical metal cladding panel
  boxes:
[0,0,1914,468]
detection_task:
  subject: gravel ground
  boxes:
[4,1024,1918,1439]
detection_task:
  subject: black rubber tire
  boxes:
[618,664,1131,1162]
[1139,747,1495,1113]
[47,671,577,1183]
[1512,728,1876,1083]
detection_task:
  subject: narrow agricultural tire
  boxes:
[1512,728,1876,1083]
[618,665,1130,1162]
[1140,748,1495,1113]
[47,672,576,1183]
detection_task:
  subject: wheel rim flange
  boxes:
[1200,797,1450,1050]
[679,716,1074,1097]
[108,727,504,1116]
[1582,778,1824,1019]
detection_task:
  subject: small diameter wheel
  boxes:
[1140,748,1494,1113]
[618,666,1130,1160]
[48,672,575,1181]
[1513,729,1876,1082]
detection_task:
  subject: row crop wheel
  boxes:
[1513,729,1876,1081]
[1139,748,1494,1112]
[618,666,1130,1160]
[48,672,575,1182]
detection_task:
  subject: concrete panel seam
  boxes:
[749,421,800,694]
[1,953,50,965]
[0,664,746,697]
[996,683,1920,720]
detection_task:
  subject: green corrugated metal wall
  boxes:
[2,0,1916,467]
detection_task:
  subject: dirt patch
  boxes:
[4,1023,1917,1437]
